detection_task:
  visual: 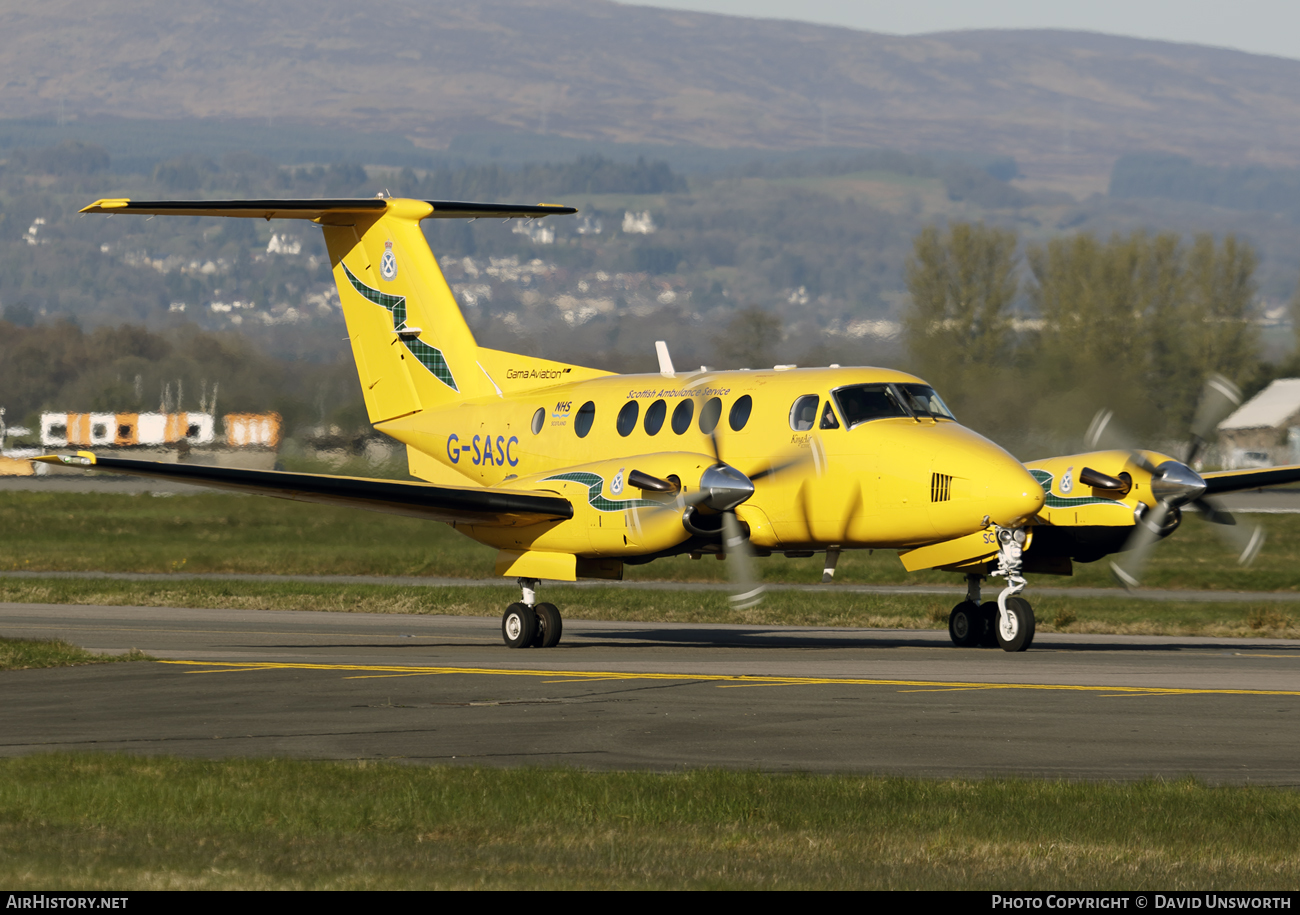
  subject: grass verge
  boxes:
[2,576,1299,638]
[7,490,1300,592]
[0,755,1296,889]
[0,636,150,671]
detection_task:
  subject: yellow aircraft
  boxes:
[39,196,1300,652]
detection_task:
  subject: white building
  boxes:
[1217,379,1300,467]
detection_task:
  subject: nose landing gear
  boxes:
[946,528,1035,652]
[502,578,564,649]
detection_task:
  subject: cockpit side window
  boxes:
[819,401,840,429]
[789,395,819,431]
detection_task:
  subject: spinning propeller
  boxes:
[1085,375,1265,587]
[629,426,822,609]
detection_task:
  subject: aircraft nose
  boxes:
[985,458,1046,528]
[923,423,1046,539]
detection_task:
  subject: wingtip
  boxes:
[32,451,97,467]
[80,199,130,213]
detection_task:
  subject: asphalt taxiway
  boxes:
[2,601,1298,784]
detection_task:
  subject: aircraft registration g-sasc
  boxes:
[40,196,1300,652]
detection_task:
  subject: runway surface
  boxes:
[3,602,1299,784]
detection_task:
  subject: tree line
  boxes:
[904,223,1273,452]
[0,319,359,441]
[1110,154,1300,221]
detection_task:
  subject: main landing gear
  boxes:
[946,527,1035,652]
[502,578,564,649]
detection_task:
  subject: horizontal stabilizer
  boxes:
[80,198,577,221]
[36,453,572,527]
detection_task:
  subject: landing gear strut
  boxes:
[990,527,1034,652]
[502,578,564,649]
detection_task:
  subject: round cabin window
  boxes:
[531,407,545,435]
[644,399,667,435]
[729,394,752,431]
[699,397,722,435]
[671,399,694,435]
[616,401,639,437]
[574,401,596,438]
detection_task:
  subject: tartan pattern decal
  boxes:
[342,261,458,392]
[541,471,664,513]
[1029,469,1126,510]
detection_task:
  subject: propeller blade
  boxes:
[749,452,809,483]
[1190,497,1265,565]
[1230,523,1267,567]
[1109,501,1171,589]
[1084,409,1114,450]
[1187,374,1242,464]
[722,510,765,610]
[1189,496,1235,526]
[839,480,864,543]
[748,438,825,484]
[1084,409,1160,475]
[796,479,815,542]
[1217,518,1266,566]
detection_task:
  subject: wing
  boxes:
[36,453,572,527]
[1202,464,1300,494]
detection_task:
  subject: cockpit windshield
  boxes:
[896,384,955,420]
[832,383,955,428]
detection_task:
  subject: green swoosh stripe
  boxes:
[542,471,662,512]
[1029,469,1127,509]
[342,262,458,392]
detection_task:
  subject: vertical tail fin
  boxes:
[321,199,487,422]
[321,199,585,423]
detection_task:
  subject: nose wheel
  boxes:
[948,567,1034,651]
[995,596,1035,652]
[503,579,564,649]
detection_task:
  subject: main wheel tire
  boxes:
[533,602,563,648]
[948,601,982,647]
[995,596,1035,652]
[502,602,538,649]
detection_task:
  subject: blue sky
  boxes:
[624,1,1300,61]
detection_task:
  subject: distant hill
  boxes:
[3,0,1300,192]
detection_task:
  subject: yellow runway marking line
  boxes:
[715,681,811,689]
[156,660,1300,697]
[343,672,451,680]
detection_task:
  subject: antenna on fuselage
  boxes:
[655,341,676,378]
